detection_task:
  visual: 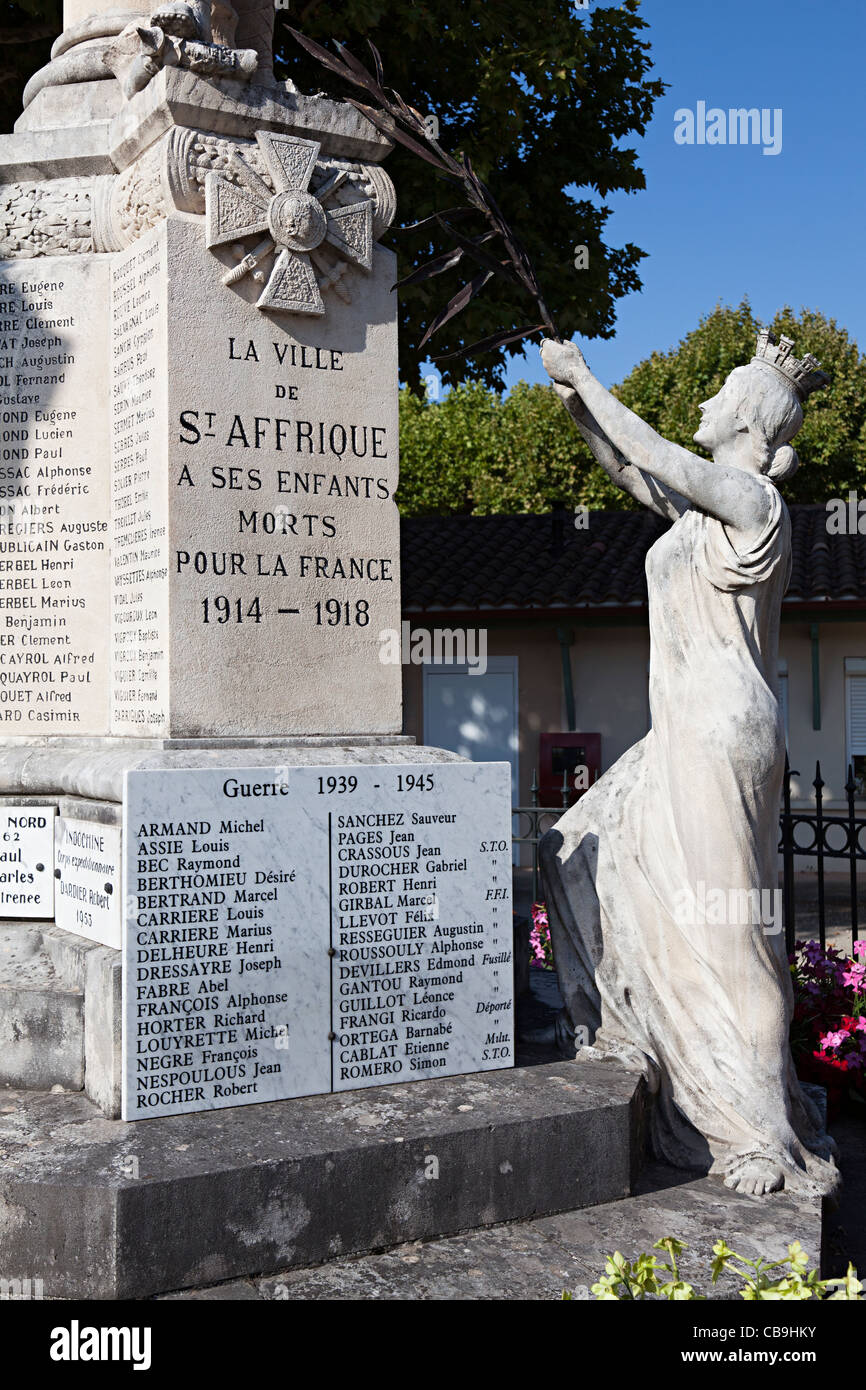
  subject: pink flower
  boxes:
[820,1031,848,1050]
[854,941,866,959]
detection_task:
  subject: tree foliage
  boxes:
[279,0,664,390]
[397,378,617,515]
[397,303,866,515]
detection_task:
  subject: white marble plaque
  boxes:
[55,816,121,948]
[0,807,55,917]
[122,762,513,1120]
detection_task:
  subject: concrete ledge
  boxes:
[0,1060,646,1299]
[0,128,114,182]
[108,70,392,172]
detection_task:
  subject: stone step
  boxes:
[157,1164,825,1302]
[0,1057,646,1299]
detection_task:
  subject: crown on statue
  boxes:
[752,329,830,401]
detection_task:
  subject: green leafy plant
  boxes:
[561,1238,862,1301]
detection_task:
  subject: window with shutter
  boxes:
[845,658,866,796]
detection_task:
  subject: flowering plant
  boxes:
[789,938,866,1114]
[530,902,555,970]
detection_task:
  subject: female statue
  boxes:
[539,331,839,1197]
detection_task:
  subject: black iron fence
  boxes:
[513,760,866,952]
[780,758,865,952]
[511,769,571,904]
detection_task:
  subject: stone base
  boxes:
[0,1060,647,1299]
[0,920,121,1115]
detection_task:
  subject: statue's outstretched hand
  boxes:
[541,338,588,387]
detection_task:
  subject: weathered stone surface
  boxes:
[154,1154,827,1301]
[241,1167,823,1301]
[0,923,84,1090]
[107,215,401,738]
[83,941,122,1117]
[0,1059,646,1298]
[13,80,121,136]
[0,127,114,183]
[0,919,122,1113]
[160,1278,263,1300]
[108,69,392,174]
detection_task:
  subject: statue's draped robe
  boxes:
[541,482,837,1194]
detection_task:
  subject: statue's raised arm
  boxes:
[542,333,827,539]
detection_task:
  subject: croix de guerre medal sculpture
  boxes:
[291,37,841,1198]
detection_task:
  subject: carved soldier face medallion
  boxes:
[267,189,328,253]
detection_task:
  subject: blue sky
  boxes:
[497,0,866,391]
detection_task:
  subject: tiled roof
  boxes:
[400,506,866,612]
[788,505,866,601]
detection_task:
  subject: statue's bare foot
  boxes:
[724,1159,785,1196]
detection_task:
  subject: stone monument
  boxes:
[0,4,517,1146]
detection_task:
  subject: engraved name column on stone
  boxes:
[329,762,515,1092]
[0,259,112,735]
[123,766,332,1120]
[110,234,170,735]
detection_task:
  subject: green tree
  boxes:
[397,303,866,515]
[397,379,619,515]
[278,0,663,390]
